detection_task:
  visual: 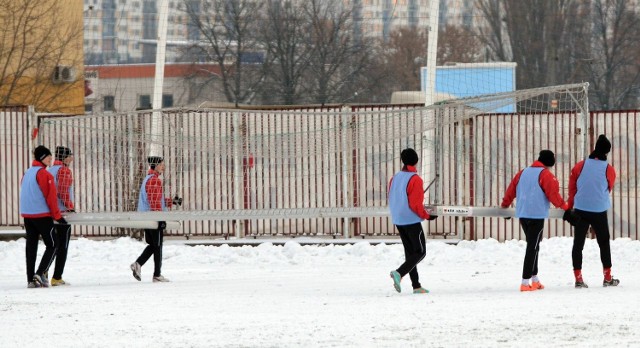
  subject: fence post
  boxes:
[341,106,352,238]
[233,110,245,238]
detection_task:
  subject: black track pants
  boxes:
[136,228,164,277]
[519,218,544,279]
[24,217,57,283]
[572,209,612,270]
[52,223,72,279]
[395,222,427,289]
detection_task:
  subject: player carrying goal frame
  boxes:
[130,156,182,283]
[388,148,438,294]
[500,150,573,292]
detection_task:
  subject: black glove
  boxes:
[563,210,580,227]
[158,221,167,230]
[500,206,511,220]
[172,196,183,206]
[426,214,438,221]
[56,217,68,225]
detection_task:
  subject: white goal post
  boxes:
[39,83,589,237]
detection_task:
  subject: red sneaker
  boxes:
[520,284,535,292]
[531,281,545,290]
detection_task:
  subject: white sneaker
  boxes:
[152,275,170,283]
[33,274,49,288]
[130,262,141,281]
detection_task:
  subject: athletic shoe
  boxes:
[389,271,402,293]
[130,262,141,281]
[520,284,535,292]
[27,281,39,288]
[531,281,545,290]
[413,287,429,294]
[603,278,620,287]
[575,280,589,288]
[152,275,170,283]
[51,278,70,286]
[33,274,49,288]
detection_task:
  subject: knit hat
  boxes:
[148,156,164,169]
[34,145,52,162]
[595,134,611,154]
[538,150,555,167]
[55,146,73,160]
[401,148,419,166]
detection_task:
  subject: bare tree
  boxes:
[580,0,640,110]
[476,0,583,89]
[302,0,375,105]
[258,0,313,105]
[184,0,265,106]
[476,0,510,62]
[0,0,83,113]
[380,28,429,92]
[438,24,483,64]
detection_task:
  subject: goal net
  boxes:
[37,83,589,236]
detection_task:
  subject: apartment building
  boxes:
[84,63,226,113]
[83,0,480,64]
[84,0,195,64]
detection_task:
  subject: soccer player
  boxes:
[20,145,67,288]
[388,148,437,294]
[501,150,569,291]
[130,156,181,282]
[568,134,619,288]
[47,146,75,286]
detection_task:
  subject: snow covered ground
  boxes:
[1,234,639,347]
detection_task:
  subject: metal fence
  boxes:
[0,106,32,226]
[2,106,639,241]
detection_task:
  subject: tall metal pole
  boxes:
[424,0,440,107]
[150,0,169,156]
[422,0,441,234]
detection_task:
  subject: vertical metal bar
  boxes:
[341,106,351,238]
[232,110,243,238]
[351,111,360,236]
[468,117,475,241]
[624,111,630,239]
[635,111,638,241]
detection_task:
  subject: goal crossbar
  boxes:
[63,206,564,224]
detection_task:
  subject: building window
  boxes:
[139,95,152,109]
[162,94,174,108]
[103,96,115,111]
[85,104,93,114]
